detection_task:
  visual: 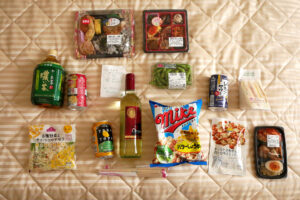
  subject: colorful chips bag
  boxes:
[149,99,207,167]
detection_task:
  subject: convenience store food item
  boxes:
[75,10,135,59]
[143,10,189,53]
[150,63,192,89]
[254,126,287,179]
[208,119,246,176]
[67,73,87,110]
[239,69,270,110]
[92,121,114,159]
[31,50,65,107]
[120,73,142,158]
[208,74,228,111]
[149,99,207,167]
[28,124,76,171]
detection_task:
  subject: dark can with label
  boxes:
[92,121,114,159]
[208,74,228,111]
[67,73,87,110]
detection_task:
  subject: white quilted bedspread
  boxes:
[0,0,300,199]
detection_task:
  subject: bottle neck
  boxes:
[125,89,135,94]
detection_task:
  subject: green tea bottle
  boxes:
[31,50,65,107]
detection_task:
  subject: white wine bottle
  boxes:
[119,73,142,158]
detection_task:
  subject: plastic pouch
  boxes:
[150,63,193,89]
[28,124,76,171]
[239,69,270,110]
[208,118,247,176]
[149,99,207,167]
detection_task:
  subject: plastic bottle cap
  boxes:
[48,50,57,57]
[126,73,135,91]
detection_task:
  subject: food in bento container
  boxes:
[239,69,270,110]
[208,119,247,176]
[149,99,207,167]
[28,125,76,171]
[143,10,189,53]
[254,126,287,179]
[75,10,135,59]
[150,63,192,89]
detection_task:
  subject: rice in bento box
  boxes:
[149,99,207,167]
[208,119,247,176]
[28,124,76,171]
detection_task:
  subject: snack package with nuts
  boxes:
[28,124,76,171]
[149,99,207,167]
[208,119,247,176]
[75,10,135,59]
[150,63,193,90]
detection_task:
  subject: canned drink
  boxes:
[67,73,87,110]
[92,121,114,159]
[208,74,228,111]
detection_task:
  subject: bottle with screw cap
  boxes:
[119,73,142,158]
[31,50,65,107]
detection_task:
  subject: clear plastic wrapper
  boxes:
[149,99,207,167]
[239,69,270,110]
[150,63,193,89]
[208,118,247,176]
[75,10,135,59]
[28,124,76,171]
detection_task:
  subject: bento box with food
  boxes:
[75,10,135,59]
[254,126,287,179]
[143,10,189,53]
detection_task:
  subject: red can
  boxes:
[67,73,87,110]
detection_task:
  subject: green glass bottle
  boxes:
[31,50,65,107]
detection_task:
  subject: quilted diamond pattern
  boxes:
[0,0,299,199]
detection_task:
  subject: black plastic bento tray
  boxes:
[254,126,288,179]
[143,9,189,53]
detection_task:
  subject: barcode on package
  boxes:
[168,73,186,89]
[210,95,215,106]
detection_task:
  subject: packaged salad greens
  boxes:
[149,99,207,167]
[150,63,193,89]
[75,10,135,59]
[28,124,76,171]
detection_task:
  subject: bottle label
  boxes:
[125,106,142,139]
[32,62,64,104]
[96,124,114,153]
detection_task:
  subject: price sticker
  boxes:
[169,37,184,47]
[267,135,280,147]
[168,73,186,89]
[107,35,122,45]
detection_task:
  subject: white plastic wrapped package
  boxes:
[239,69,270,110]
[208,118,247,176]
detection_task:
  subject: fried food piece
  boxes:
[84,15,95,41]
[79,40,95,55]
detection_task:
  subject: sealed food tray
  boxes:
[75,10,135,59]
[143,10,189,53]
[254,126,288,179]
[150,63,193,89]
